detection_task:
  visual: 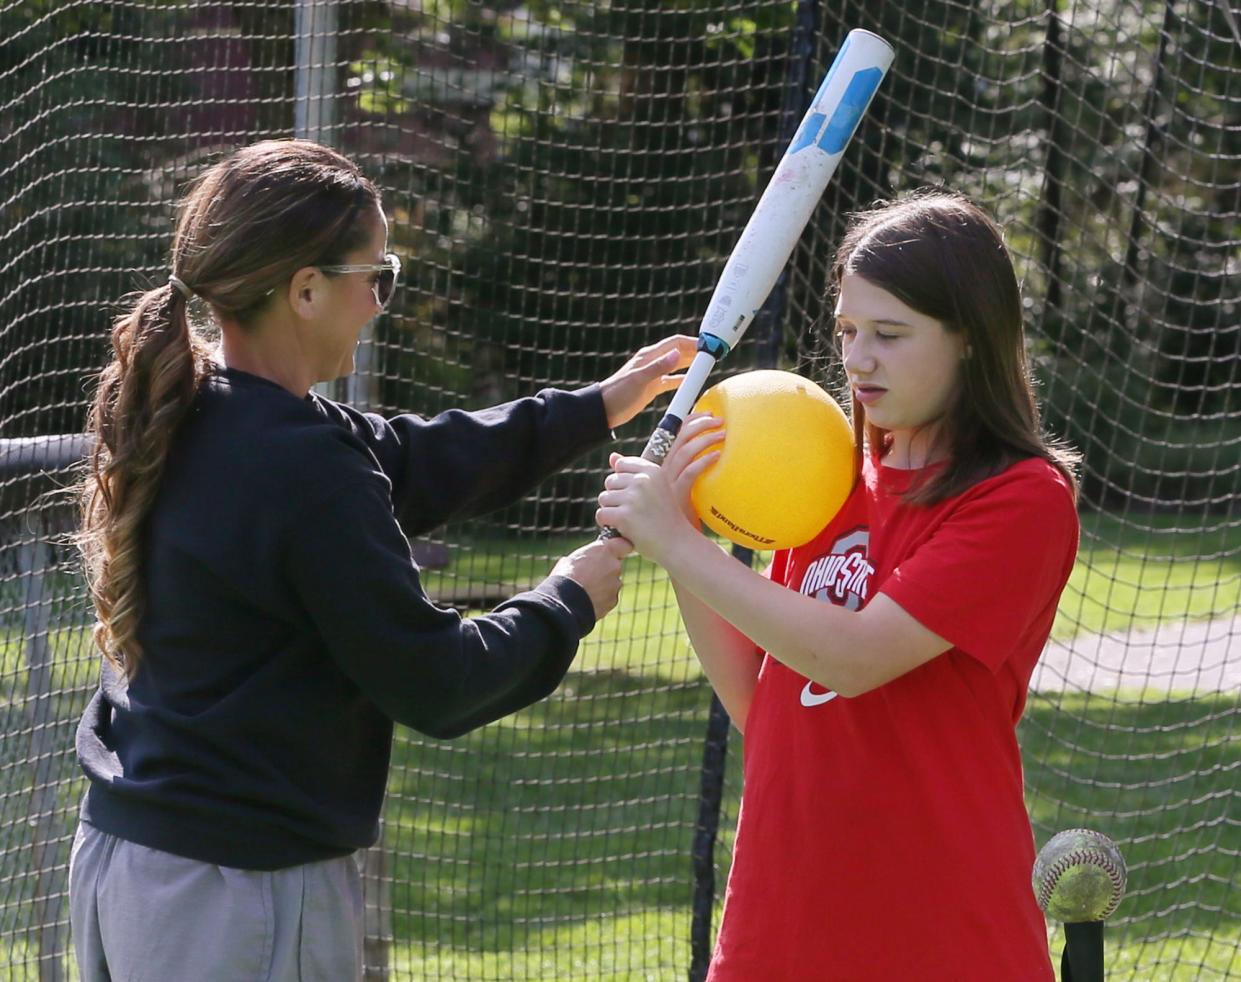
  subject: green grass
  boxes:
[423,509,1241,649]
[5,687,1235,979]
[2,512,1238,978]
[352,683,1241,980]
[380,668,711,979]
[1054,511,1241,640]
[1021,691,1241,980]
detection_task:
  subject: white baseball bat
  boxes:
[601,29,894,537]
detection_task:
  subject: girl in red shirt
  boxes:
[598,191,1079,980]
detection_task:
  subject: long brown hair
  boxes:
[79,139,380,679]
[828,190,1079,504]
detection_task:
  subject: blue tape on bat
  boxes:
[788,112,826,155]
[817,68,885,154]
[786,35,853,157]
[811,33,851,107]
[696,333,731,359]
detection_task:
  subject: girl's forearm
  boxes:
[660,529,950,696]
[670,575,762,732]
[659,530,876,697]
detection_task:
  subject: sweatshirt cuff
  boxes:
[569,383,614,443]
[534,574,597,637]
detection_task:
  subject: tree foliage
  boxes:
[1,0,1235,508]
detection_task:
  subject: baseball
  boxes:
[1032,828,1127,922]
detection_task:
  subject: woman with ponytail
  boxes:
[71,139,693,981]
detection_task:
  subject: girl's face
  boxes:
[834,272,966,467]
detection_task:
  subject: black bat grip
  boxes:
[598,413,684,540]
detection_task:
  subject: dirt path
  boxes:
[1031,616,1241,694]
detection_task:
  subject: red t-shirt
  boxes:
[708,456,1078,982]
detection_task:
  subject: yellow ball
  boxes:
[690,370,854,551]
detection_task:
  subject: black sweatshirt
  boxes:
[77,367,611,870]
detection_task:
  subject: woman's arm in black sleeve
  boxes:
[283,477,596,738]
[323,386,611,536]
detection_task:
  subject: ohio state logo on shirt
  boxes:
[797,528,872,610]
[795,527,873,708]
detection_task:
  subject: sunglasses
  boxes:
[318,253,402,308]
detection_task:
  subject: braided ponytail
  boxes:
[80,281,212,676]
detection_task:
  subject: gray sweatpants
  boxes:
[69,822,364,982]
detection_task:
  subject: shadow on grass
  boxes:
[381,668,725,954]
[380,683,1240,964]
[3,647,1238,975]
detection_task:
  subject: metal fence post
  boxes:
[294,6,390,973]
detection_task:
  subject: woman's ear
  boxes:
[286,266,323,319]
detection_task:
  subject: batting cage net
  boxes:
[1,0,1237,978]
